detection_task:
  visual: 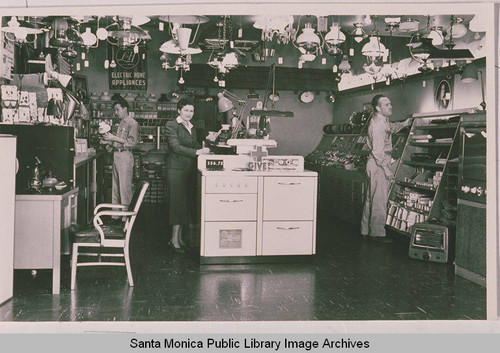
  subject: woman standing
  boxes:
[165,98,210,253]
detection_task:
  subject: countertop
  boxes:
[74,151,105,168]
[199,169,317,177]
[16,187,79,201]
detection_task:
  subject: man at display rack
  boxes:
[361,95,412,243]
[100,99,138,222]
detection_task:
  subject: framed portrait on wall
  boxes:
[435,77,453,110]
[71,75,89,103]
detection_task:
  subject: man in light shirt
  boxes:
[101,99,138,220]
[361,95,412,243]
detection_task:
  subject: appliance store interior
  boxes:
[0,2,498,329]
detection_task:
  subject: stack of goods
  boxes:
[439,201,457,227]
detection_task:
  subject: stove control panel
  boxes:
[205,176,258,194]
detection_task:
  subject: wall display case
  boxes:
[386,113,462,237]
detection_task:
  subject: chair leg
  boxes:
[124,246,134,287]
[70,243,78,290]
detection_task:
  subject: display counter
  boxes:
[73,151,105,224]
[198,154,317,264]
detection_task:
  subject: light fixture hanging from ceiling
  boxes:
[324,21,345,55]
[293,16,322,66]
[207,16,245,79]
[253,15,295,44]
[351,22,367,43]
[1,16,45,43]
[446,16,468,39]
[106,16,151,49]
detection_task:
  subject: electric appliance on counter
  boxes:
[0,135,16,304]
[455,115,486,287]
[0,125,74,194]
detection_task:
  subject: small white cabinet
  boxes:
[200,170,317,262]
[14,188,78,294]
[263,177,316,220]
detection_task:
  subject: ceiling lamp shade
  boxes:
[447,17,468,39]
[159,39,202,54]
[158,15,209,25]
[106,17,151,47]
[253,15,295,44]
[1,16,44,42]
[324,23,346,45]
[352,23,366,43]
[176,27,192,51]
[426,28,444,46]
[361,36,386,58]
[461,63,479,83]
[296,23,321,52]
[399,18,420,32]
[81,27,97,47]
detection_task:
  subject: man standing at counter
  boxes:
[101,99,138,221]
[361,95,411,242]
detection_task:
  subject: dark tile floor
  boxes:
[0,204,486,321]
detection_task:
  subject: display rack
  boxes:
[305,130,408,226]
[89,98,177,204]
[386,114,461,236]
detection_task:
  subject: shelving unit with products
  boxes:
[88,96,218,204]
[386,113,461,237]
[305,131,408,226]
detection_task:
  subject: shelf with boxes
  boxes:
[89,98,176,204]
[386,115,461,236]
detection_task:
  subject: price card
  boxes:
[206,159,224,171]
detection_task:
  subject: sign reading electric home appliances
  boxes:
[108,43,147,90]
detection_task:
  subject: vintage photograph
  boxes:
[0,1,497,332]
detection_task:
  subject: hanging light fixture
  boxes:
[1,16,44,43]
[324,21,345,56]
[80,27,97,48]
[253,15,295,44]
[338,55,351,74]
[106,16,151,48]
[446,16,468,39]
[295,22,321,52]
[351,22,366,43]
[361,36,386,60]
[325,22,346,46]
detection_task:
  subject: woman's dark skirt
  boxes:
[167,167,197,225]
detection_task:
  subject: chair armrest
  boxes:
[94,203,128,215]
[95,210,136,217]
[93,210,137,240]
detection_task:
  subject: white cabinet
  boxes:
[0,136,16,305]
[262,221,314,255]
[205,194,258,221]
[14,188,78,294]
[200,171,317,262]
[263,177,316,220]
